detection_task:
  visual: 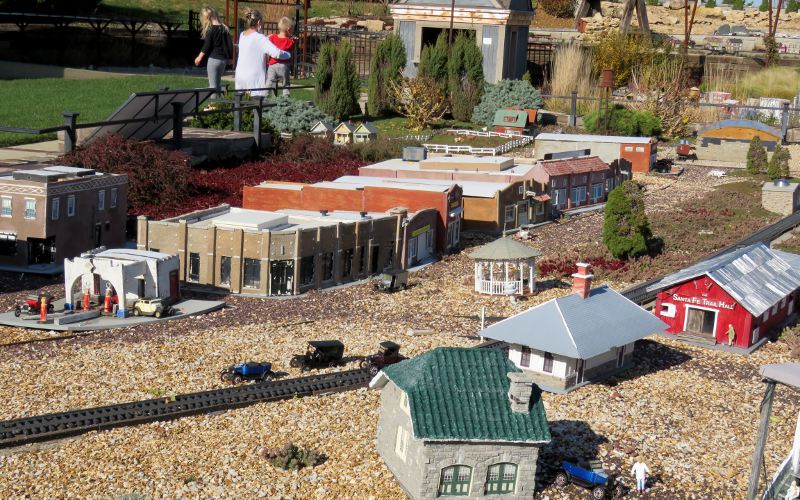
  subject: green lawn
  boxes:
[366,116,481,138]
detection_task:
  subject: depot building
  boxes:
[647,243,800,353]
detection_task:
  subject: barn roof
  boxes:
[493,109,528,128]
[647,243,800,316]
[538,156,610,176]
[481,286,667,359]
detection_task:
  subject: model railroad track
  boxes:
[0,368,370,449]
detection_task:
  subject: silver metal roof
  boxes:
[535,133,653,144]
[760,363,800,389]
[468,237,541,261]
[482,286,668,359]
[646,243,800,317]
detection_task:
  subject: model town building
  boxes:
[648,243,800,353]
[353,122,379,143]
[482,263,668,393]
[370,347,550,499]
[532,155,621,214]
[63,248,179,317]
[534,133,657,173]
[0,166,127,270]
[493,108,537,135]
[762,179,800,216]
[138,205,438,296]
[333,122,356,145]
[392,0,532,83]
[696,119,781,162]
[309,121,334,138]
[469,237,540,295]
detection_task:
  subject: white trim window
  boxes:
[518,185,524,195]
[1,196,11,217]
[67,195,76,217]
[23,199,36,220]
[394,425,409,461]
[98,190,105,211]
[504,205,515,223]
[591,183,603,202]
[400,391,410,415]
[425,229,433,250]
[409,237,417,260]
[551,188,567,208]
[660,303,677,318]
[571,186,586,206]
[51,197,60,220]
[110,187,118,209]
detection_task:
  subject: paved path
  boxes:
[0,140,62,170]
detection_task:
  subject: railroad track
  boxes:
[0,368,370,449]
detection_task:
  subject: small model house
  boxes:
[493,108,536,135]
[370,347,550,499]
[534,133,657,173]
[353,122,378,143]
[649,243,800,353]
[696,119,781,162]
[333,122,356,145]
[469,237,540,295]
[64,248,179,317]
[309,121,333,138]
[530,156,618,214]
[0,166,127,271]
[482,263,668,393]
[762,179,800,216]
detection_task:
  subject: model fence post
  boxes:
[747,380,776,500]
[569,91,578,128]
[233,92,242,132]
[781,101,790,144]
[253,96,264,150]
[171,102,183,147]
[62,112,78,153]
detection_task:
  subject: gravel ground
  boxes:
[0,167,794,498]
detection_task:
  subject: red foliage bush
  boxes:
[61,135,191,216]
[538,256,628,277]
[278,135,356,163]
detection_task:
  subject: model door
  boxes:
[94,223,102,248]
[576,359,585,384]
[686,307,715,335]
[169,270,179,302]
[417,233,430,261]
[270,260,294,295]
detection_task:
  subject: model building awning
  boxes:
[532,194,551,202]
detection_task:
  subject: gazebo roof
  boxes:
[469,237,541,261]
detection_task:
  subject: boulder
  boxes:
[668,0,684,10]
[666,14,680,25]
[356,19,386,32]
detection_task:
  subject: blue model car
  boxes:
[220,362,274,384]
[555,460,624,499]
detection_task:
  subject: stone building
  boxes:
[0,166,127,270]
[482,263,668,393]
[762,179,800,216]
[392,0,533,83]
[370,347,550,499]
[137,205,437,296]
[696,119,781,162]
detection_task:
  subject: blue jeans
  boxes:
[637,478,646,491]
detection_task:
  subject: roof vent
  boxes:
[774,178,791,187]
[319,209,328,216]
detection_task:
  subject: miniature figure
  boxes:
[289,340,345,371]
[359,341,406,376]
[555,459,624,499]
[220,362,275,384]
[631,457,650,496]
[786,479,800,500]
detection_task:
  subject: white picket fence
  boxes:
[422,131,533,156]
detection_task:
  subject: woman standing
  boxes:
[235,8,291,96]
[193,7,233,98]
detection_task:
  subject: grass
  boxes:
[426,134,507,147]
[98,0,387,20]
[704,65,800,100]
[546,44,601,116]
[366,116,479,138]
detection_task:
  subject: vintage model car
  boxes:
[220,362,275,384]
[289,340,345,371]
[14,293,54,317]
[359,341,406,376]
[374,270,408,293]
[132,298,171,318]
[555,460,624,499]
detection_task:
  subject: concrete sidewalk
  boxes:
[0,140,62,170]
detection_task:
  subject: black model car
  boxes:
[360,341,406,376]
[289,340,345,371]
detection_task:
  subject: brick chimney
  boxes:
[572,262,593,299]
[507,372,537,413]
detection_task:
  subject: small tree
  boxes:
[367,34,406,117]
[418,32,449,90]
[788,0,800,13]
[705,0,716,6]
[314,42,336,110]
[602,181,653,260]
[447,31,484,122]
[768,143,791,179]
[472,79,544,127]
[327,41,362,121]
[265,97,334,135]
[759,0,769,11]
[732,0,744,9]
[746,136,768,175]
[390,76,448,130]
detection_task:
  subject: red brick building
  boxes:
[530,156,621,214]
[649,243,800,352]
[534,133,657,173]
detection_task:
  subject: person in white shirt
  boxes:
[234,8,291,97]
[787,479,800,500]
[631,457,650,495]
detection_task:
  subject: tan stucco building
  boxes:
[762,179,800,216]
[137,205,438,296]
[0,166,127,269]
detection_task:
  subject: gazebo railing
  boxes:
[476,280,523,296]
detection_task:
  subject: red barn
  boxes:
[649,243,800,353]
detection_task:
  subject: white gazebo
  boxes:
[468,237,540,295]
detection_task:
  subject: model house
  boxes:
[63,248,179,317]
[762,179,800,216]
[696,119,781,162]
[648,243,800,353]
[353,122,378,143]
[370,347,550,499]
[333,122,356,145]
[0,166,127,270]
[138,205,438,296]
[309,121,334,138]
[244,180,462,253]
[493,108,536,135]
[530,156,618,214]
[482,263,668,393]
[392,0,532,83]
[534,133,657,173]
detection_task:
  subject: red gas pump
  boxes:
[83,289,90,311]
[39,295,48,322]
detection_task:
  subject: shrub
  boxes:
[278,134,354,163]
[418,32,449,90]
[472,80,543,127]
[327,41,362,121]
[191,102,273,133]
[732,0,744,9]
[705,0,716,6]
[367,34,406,117]
[646,0,659,5]
[261,443,326,470]
[314,42,336,111]
[60,135,191,215]
[746,136,768,175]
[603,181,654,260]
[789,0,800,13]
[390,76,448,130]
[759,0,769,11]
[447,32,484,122]
[592,32,667,87]
[583,105,661,136]
[538,0,576,18]
[264,97,334,135]
[547,44,600,115]
[348,137,421,162]
[768,143,791,179]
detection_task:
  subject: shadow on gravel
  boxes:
[601,339,693,387]
[536,419,610,495]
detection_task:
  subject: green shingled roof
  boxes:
[380,348,550,443]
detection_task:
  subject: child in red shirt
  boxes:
[266,17,295,97]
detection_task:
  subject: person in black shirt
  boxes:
[194,7,233,98]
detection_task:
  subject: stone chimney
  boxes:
[572,262,593,299]
[507,372,537,413]
[319,209,328,216]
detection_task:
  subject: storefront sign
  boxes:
[671,294,735,311]
[450,200,460,209]
[411,225,431,238]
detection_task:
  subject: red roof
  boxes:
[539,156,610,177]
